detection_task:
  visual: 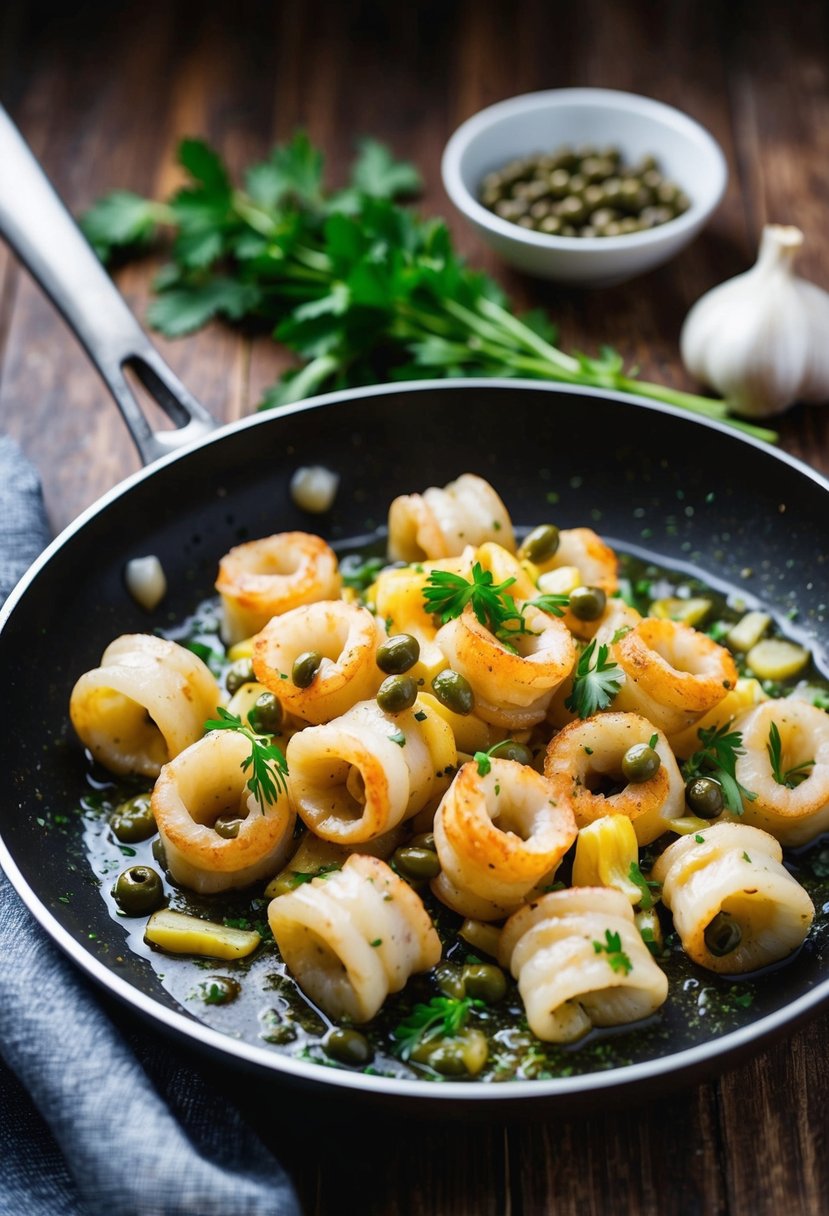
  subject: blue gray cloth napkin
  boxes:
[0,436,302,1216]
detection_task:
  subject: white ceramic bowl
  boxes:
[441,88,728,287]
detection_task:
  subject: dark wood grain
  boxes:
[3,3,829,1213]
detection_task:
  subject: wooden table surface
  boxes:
[3,2,829,1212]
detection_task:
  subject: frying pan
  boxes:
[2,106,829,1114]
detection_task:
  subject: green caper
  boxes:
[519,523,560,564]
[434,962,467,999]
[393,845,442,882]
[376,632,420,674]
[376,674,418,714]
[431,669,474,716]
[409,831,436,851]
[621,743,662,783]
[569,585,607,621]
[417,1042,468,1076]
[539,215,563,235]
[110,792,156,844]
[247,691,283,734]
[225,657,255,695]
[704,911,742,957]
[292,650,323,688]
[113,865,165,916]
[323,1027,374,1066]
[488,739,533,766]
[686,776,724,819]
[214,813,243,840]
[462,963,507,1004]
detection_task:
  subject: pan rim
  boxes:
[3,377,829,1105]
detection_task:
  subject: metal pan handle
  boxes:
[0,107,218,465]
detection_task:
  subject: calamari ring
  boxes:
[216,531,341,644]
[387,473,515,561]
[543,712,685,845]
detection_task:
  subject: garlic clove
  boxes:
[680,224,829,418]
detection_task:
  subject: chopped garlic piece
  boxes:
[650,596,712,627]
[290,465,340,513]
[145,909,261,959]
[124,555,166,612]
[537,565,581,595]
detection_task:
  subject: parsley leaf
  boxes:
[628,861,661,910]
[681,722,756,817]
[422,563,566,649]
[592,929,633,975]
[80,133,778,443]
[564,640,625,718]
[392,996,483,1061]
[767,720,814,788]
[204,707,289,810]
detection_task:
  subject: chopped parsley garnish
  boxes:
[592,929,633,975]
[339,553,387,592]
[564,640,625,718]
[628,861,661,910]
[681,721,756,817]
[422,563,568,650]
[204,707,289,809]
[392,996,483,1061]
[766,720,814,788]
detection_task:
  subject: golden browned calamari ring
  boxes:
[253,600,385,725]
[216,531,341,644]
[431,758,577,921]
[69,633,221,778]
[152,730,296,895]
[543,712,685,845]
[610,617,738,735]
[534,527,619,593]
[268,854,441,1022]
[387,473,515,562]
[286,697,456,844]
[436,604,576,730]
[652,822,814,973]
[731,698,829,846]
[498,886,668,1043]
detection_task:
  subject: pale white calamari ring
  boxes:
[387,473,515,561]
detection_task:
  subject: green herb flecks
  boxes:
[81,134,777,441]
[766,720,814,789]
[204,707,289,810]
[392,996,483,1061]
[681,722,756,817]
[564,640,625,719]
[628,861,661,910]
[592,929,633,975]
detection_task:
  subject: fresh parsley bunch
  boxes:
[81,133,776,439]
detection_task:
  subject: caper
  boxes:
[558,195,587,224]
[622,743,662,783]
[292,650,323,688]
[376,674,418,714]
[686,776,724,819]
[548,168,571,197]
[110,792,156,843]
[113,865,165,916]
[393,845,442,882]
[569,585,607,621]
[409,831,437,851]
[247,691,283,735]
[323,1027,374,1066]
[376,632,421,674]
[214,813,243,840]
[434,962,467,999]
[225,657,255,695]
[704,911,742,957]
[431,669,474,715]
[416,1041,468,1076]
[462,963,507,1004]
[516,217,535,230]
[488,739,533,766]
[519,523,560,564]
[530,200,552,221]
[539,215,563,235]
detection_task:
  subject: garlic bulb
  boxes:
[680,225,829,418]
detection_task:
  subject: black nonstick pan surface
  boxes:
[3,377,829,1113]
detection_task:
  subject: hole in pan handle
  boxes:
[0,105,219,466]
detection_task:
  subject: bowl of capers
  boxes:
[441,88,727,286]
